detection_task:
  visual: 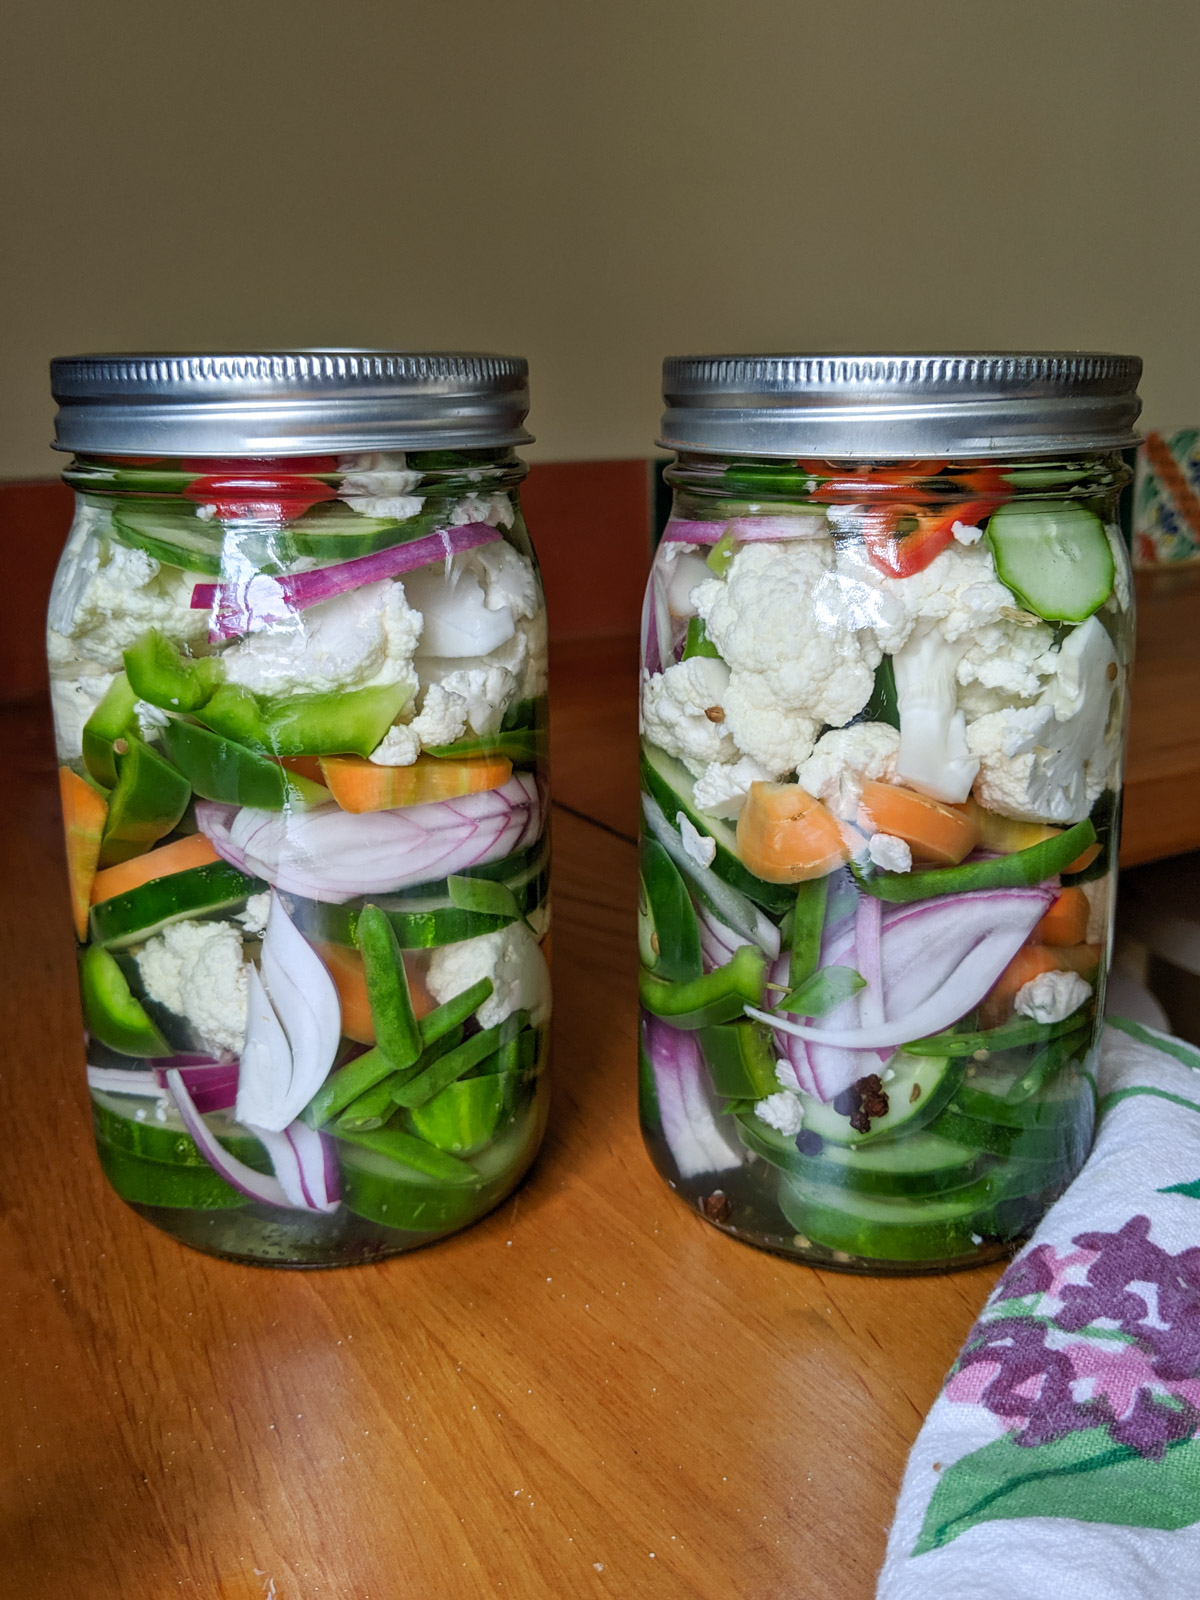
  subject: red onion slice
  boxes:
[643,1013,743,1179]
[197,774,543,903]
[191,522,503,640]
[166,1068,293,1208]
[245,1122,339,1212]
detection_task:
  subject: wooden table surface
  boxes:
[3,585,1196,1600]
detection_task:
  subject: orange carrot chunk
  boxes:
[736,782,849,884]
[963,800,1101,875]
[60,768,109,940]
[1033,887,1090,947]
[859,780,980,865]
[315,942,435,1044]
[319,753,514,814]
[90,832,220,906]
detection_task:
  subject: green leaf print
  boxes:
[914,1427,1200,1555]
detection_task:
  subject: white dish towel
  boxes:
[878,1020,1200,1600]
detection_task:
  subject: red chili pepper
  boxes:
[181,455,338,475]
[863,498,999,578]
[183,471,337,523]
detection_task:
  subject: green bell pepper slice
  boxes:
[699,1021,780,1099]
[160,719,328,809]
[853,818,1098,903]
[82,673,139,788]
[407,1075,508,1154]
[682,618,721,661]
[98,735,192,868]
[80,944,170,1057]
[639,837,702,984]
[197,680,411,759]
[638,943,766,1029]
[123,629,223,714]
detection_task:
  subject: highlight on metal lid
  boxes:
[659,351,1143,460]
[50,350,532,457]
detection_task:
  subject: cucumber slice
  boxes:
[111,502,226,576]
[90,1091,270,1170]
[929,1103,1093,1163]
[986,500,1114,621]
[89,860,264,948]
[281,501,439,561]
[796,1053,963,1147]
[952,1062,1086,1129]
[640,743,795,915]
[737,1114,984,1196]
[96,1137,247,1209]
[778,1168,1021,1262]
[289,845,549,949]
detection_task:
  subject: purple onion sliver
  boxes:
[855,894,885,1029]
[165,1069,291,1208]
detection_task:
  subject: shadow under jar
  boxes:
[638,352,1141,1272]
[48,351,550,1266]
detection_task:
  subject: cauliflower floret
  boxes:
[677,813,717,867]
[692,755,772,819]
[419,605,548,736]
[868,833,912,873]
[641,657,737,776]
[693,543,880,765]
[451,493,515,530]
[663,552,712,619]
[50,537,209,675]
[221,579,421,698]
[892,627,979,802]
[136,920,248,1055]
[1014,969,1092,1025]
[425,923,550,1029]
[370,683,470,765]
[236,894,272,936]
[466,541,541,621]
[338,451,425,520]
[405,564,515,658]
[967,617,1118,824]
[797,723,900,821]
[955,615,1058,716]
[49,670,115,762]
[754,1092,805,1136]
[833,538,1016,655]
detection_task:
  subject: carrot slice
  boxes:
[859,780,980,865]
[90,832,220,906]
[736,782,848,884]
[316,941,435,1045]
[319,753,514,814]
[60,768,108,940]
[1033,887,1090,947]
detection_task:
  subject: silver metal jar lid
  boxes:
[659,352,1143,460]
[50,350,532,457]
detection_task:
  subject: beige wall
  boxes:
[2,0,1198,474]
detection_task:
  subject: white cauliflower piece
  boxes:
[952,519,984,545]
[136,920,248,1055]
[236,894,272,936]
[50,537,209,674]
[1014,969,1092,1025]
[641,657,737,776]
[420,605,548,735]
[369,683,469,765]
[663,552,712,619]
[338,451,424,519]
[955,615,1058,716]
[405,564,515,657]
[754,1092,805,1136]
[221,579,421,698]
[426,923,550,1029]
[967,617,1118,824]
[868,833,912,873]
[834,538,1016,655]
[892,627,979,802]
[467,541,541,621]
[49,670,115,762]
[693,543,880,770]
[797,723,900,821]
[451,493,515,530]
[692,755,772,820]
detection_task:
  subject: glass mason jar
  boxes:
[47,351,550,1266]
[638,353,1141,1273]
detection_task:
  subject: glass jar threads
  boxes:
[638,353,1141,1272]
[48,351,550,1265]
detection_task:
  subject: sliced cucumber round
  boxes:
[281,501,438,561]
[796,1053,963,1147]
[928,1104,1091,1164]
[111,502,226,576]
[96,1136,246,1209]
[89,860,263,948]
[640,742,795,915]
[91,1091,270,1171]
[952,1062,1086,1130]
[985,500,1114,621]
[778,1169,1017,1262]
[738,1113,984,1196]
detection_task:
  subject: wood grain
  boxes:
[1,687,1000,1599]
